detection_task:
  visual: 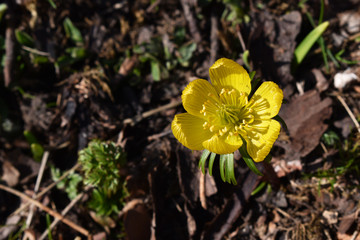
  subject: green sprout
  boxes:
[293,21,329,68]
[23,130,44,162]
[79,140,128,216]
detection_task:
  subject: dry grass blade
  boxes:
[336,94,360,133]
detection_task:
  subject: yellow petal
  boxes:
[209,58,251,95]
[171,113,213,150]
[203,134,241,155]
[245,119,280,162]
[182,79,219,119]
[249,82,283,119]
[225,133,243,146]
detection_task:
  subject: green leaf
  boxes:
[251,181,267,196]
[218,153,237,184]
[178,42,197,67]
[174,27,186,45]
[24,130,38,144]
[15,30,34,47]
[225,153,237,185]
[335,49,359,65]
[150,60,161,81]
[46,214,53,240]
[0,3,7,22]
[63,17,83,44]
[33,55,50,65]
[239,144,263,176]
[249,71,256,81]
[208,152,216,176]
[31,143,44,162]
[65,47,87,59]
[199,149,211,174]
[293,21,329,66]
[242,50,250,70]
[322,130,340,146]
[47,0,57,9]
[219,154,227,182]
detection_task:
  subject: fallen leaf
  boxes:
[338,211,359,234]
[1,160,20,187]
[278,90,332,160]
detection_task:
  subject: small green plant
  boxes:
[308,130,360,189]
[221,0,249,25]
[55,17,87,71]
[23,130,44,162]
[132,30,197,82]
[0,3,7,22]
[293,21,329,69]
[51,166,83,200]
[79,140,128,216]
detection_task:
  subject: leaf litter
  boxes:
[0,0,360,239]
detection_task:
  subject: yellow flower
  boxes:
[171,58,283,162]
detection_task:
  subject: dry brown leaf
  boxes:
[1,161,20,187]
[279,90,332,160]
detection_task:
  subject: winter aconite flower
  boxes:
[172,58,283,162]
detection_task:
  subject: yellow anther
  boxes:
[222,126,228,133]
[228,89,235,95]
[210,125,216,132]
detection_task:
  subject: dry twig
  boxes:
[39,188,89,240]
[12,162,82,216]
[336,94,360,133]
[25,151,50,229]
[4,0,16,87]
[199,173,207,209]
[123,100,182,126]
[180,0,202,45]
[0,184,91,238]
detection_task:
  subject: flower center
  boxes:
[200,88,255,138]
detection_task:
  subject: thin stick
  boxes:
[25,151,50,228]
[123,100,182,126]
[147,129,172,141]
[22,46,50,56]
[4,0,16,87]
[180,0,202,44]
[199,173,207,209]
[11,162,82,216]
[236,25,247,52]
[337,95,360,133]
[39,189,88,240]
[0,184,90,238]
